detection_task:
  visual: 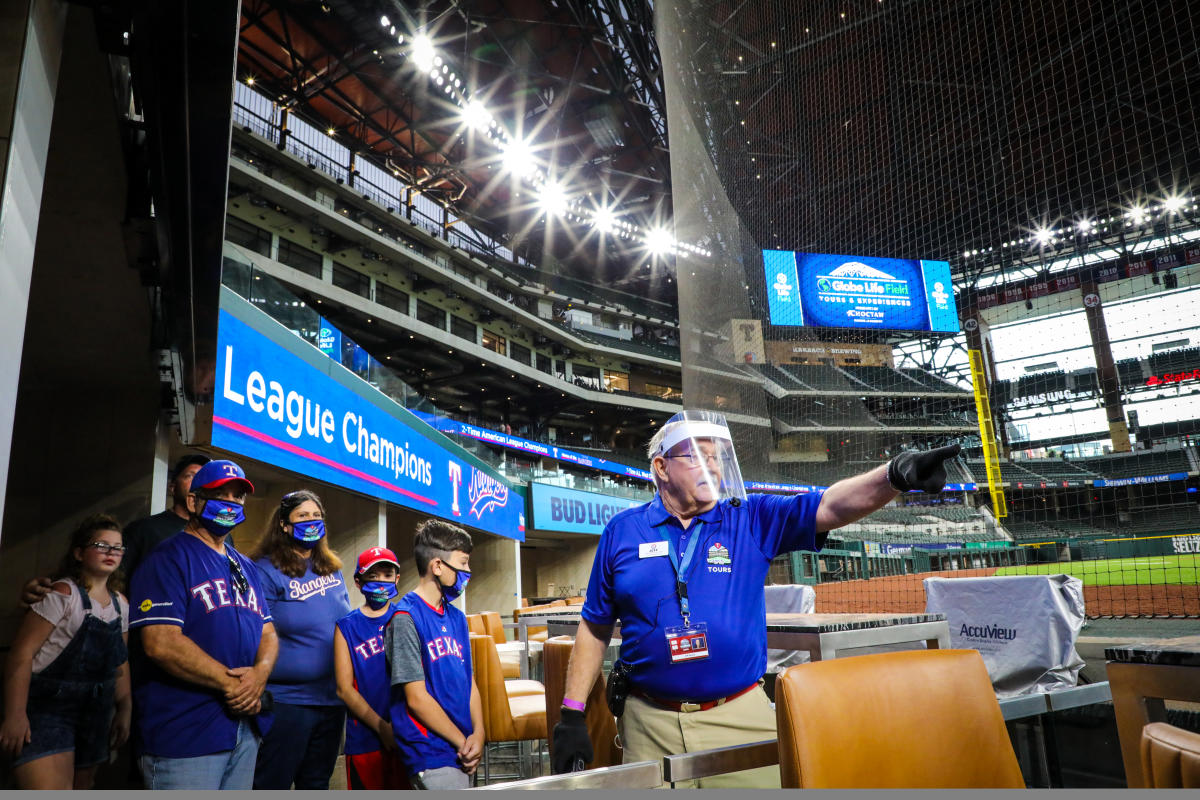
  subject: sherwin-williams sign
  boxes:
[213,291,524,540]
[529,482,644,535]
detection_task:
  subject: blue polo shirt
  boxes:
[581,493,823,702]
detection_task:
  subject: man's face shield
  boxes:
[652,411,747,503]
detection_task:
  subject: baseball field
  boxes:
[995,554,1199,586]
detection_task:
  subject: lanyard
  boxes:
[666,520,704,625]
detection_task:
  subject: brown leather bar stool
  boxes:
[469,633,547,783]
[1141,722,1200,788]
[542,635,620,770]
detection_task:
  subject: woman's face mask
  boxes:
[288,518,326,548]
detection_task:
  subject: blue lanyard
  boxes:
[666,520,704,624]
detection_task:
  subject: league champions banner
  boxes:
[764,250,959,333]
[213,291,525,540]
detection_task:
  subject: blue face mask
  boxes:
[289,519,326,548]
[439,562,471,601]
[197,499,246,538]
[361,580,398,609]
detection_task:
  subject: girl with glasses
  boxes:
[0,514,131,789]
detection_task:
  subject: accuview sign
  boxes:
[214,292,525,540]
[529,482,643,536]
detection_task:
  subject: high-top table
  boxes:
[1105,635,1200,788]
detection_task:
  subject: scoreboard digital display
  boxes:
[763,250,959,332]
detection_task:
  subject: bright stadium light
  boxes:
[1163,194,1186,214]
[501,138,537,178]
[411,34,436,72]
[1033,226,1054,246]
[462,99,490,131]
[591,206,616,233]
[645,227,676,255]
[379,14,390,27]
[539,182,568,216]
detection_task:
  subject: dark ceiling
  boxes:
[237,0,677,302]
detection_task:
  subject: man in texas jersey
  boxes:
[129,459,278,790]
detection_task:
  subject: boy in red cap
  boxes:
[332,547,410,789]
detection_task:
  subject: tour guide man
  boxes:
[551,410,960,787]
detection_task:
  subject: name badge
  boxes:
[639,541,669,559]
[665,622,710,663]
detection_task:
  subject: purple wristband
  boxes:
[562,697,586,712]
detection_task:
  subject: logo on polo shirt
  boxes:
[707,542,732,573]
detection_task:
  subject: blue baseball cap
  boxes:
[191,459,255,495]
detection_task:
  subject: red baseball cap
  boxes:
[356,546,401,576]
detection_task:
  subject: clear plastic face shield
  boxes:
[651,410,747,504]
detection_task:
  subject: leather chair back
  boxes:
[543,635,621,769]
[775,649,1023,788]
[1141,722,1200,788]
[482,611,506,645]
[467,613,487,637]
[469,633,546,743]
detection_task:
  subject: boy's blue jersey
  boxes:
[385,591,473,774]
[129,532,273,758]
[335,606,398,755]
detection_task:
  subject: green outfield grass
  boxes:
[995,554,1199,586]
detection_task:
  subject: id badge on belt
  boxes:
[665,621,710,663]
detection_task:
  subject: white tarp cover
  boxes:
[765,584,816,673]
[924,574,1086,697]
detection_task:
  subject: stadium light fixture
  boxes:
[1033,227,1054,246]
[411,34,436,72]
[645,227,676,256]
[379,14,390,27]
[539,182,568,216]
[501,138,537,178]
[462,99,490,131]
[1163,194,1186,214]
[591,206,617,233]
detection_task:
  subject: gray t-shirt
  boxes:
[385,612,426,686]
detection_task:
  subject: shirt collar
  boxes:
[647,493,725,529]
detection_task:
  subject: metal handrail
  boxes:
[471,761,662,790]
[661,739,779,786]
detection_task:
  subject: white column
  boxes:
[0,0,67,538]
[149,415,171,514]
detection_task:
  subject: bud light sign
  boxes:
[214,291,525,540]
[529,482,643,536]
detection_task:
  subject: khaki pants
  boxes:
[618,685,780,788]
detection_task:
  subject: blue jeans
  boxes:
[139,718,259,789]
[253,702,345,789]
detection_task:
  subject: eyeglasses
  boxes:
[87,542,126,555]
[663,451,721,467]
[226,553,249,596]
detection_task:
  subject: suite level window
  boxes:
[276,239,323,279]
[451,315,476,341]
[333,264,371,298]
[376,283,408,315]
[225,216,271,257]
[482,331,506,355]
[604,371,629,392]
[646,382,682,401]
[416,299,445,329]
[510,341,532,366]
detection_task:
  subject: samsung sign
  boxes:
[213,295,524,540]
[529,482,643,536]
[763,250,959,332]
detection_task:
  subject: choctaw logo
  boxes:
[468,469,509,518]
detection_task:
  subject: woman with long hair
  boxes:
[248,489,351,789]
[0,514,131,789]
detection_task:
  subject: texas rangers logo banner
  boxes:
[213,295,524,540]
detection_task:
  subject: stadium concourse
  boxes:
[2,0,1199,791]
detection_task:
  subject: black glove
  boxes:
[551,708,593,774]
[887,444,961,493]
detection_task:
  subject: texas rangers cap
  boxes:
[191,459,255,495]
[357,546,401,576]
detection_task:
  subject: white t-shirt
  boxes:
[30,580,129,674]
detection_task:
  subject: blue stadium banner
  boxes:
[529,482,644,535]
[763,250,959,332]
[1092,472,1188,488]
[214,290,525,540]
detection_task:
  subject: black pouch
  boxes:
[606,660,632,718]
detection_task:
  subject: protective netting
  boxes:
[657,0,1200,616]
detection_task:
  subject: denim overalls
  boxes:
[16,584,127,768]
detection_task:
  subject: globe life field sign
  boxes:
[763,250,959,333]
